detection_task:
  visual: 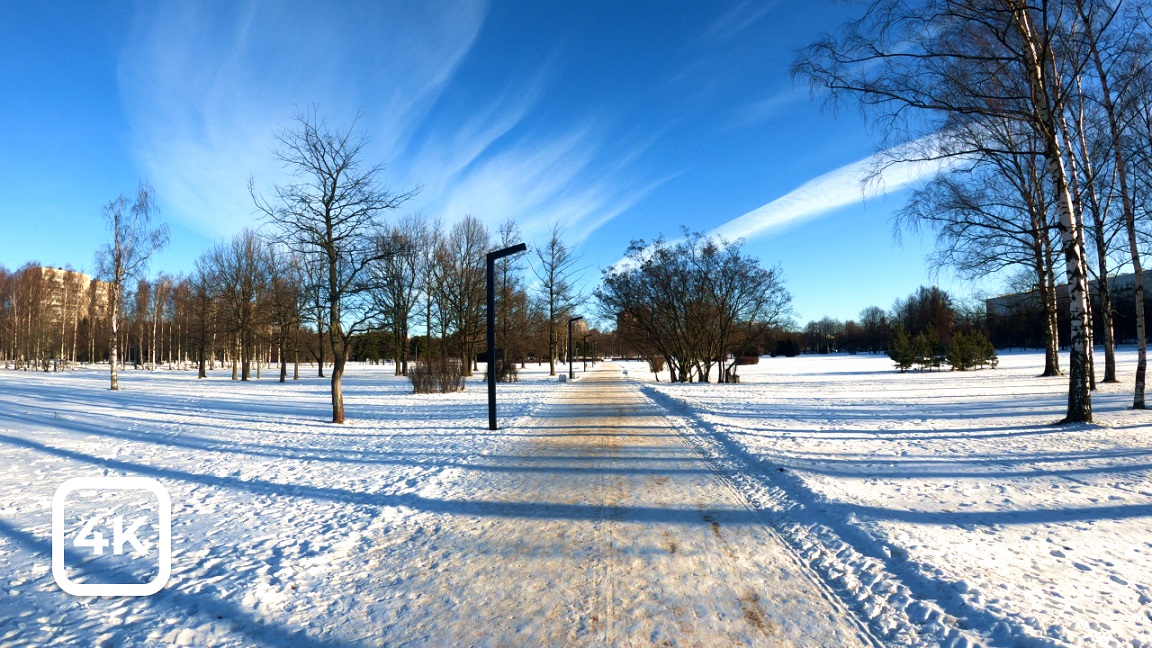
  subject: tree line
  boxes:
[0,110,587,424]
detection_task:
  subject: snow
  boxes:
[0,351,1149,646]
[632,349,1152,646]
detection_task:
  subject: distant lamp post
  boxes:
[583,333,591,373]
[568,316,584,380]
[486,243,527,430]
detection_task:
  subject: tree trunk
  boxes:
[317,323,325,378]
[1035,242,1061,377]
[1049,148,1092,422]
[331,364,344,423]
[70,292,79,370]
[1010,4,1090,422]
[548,319,557,376]
[109,287,120,390]
[330,326,346,423]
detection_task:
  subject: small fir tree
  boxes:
[888,326,915,372]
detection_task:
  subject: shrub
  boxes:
[735,356,760,365]
[772,337,802,357]
[946,329,998,371]
[484,360,519,383]
[647,355,665,376]
[408,357,465,393]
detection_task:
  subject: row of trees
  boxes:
[246,111,591,421]
[47,110,589,423]
[797,286,981,356]
[889,326,998,372]
[796,0,1152,422]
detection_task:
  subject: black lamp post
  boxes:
[567,315,584,380]
[486,243,527,430]
[582,333,591,373]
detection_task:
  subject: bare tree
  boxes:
[598,232,792,383]
[369,213,430,376]
[252,109,415,423]
[190,257,221,379]
[202,229,271,381]
[149,273,172,371]
[495,219,532,368]
[439,216,489,376]
[899,141,1065,376]
[266,245,302,383]
[533,222,582,376]
[95,184,169,390]
[1073,0,1149,403]
[795,0,1096,422]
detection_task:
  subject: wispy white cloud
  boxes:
[702,0,781,43]
[117,0,488,239]
[710,140,958,242]
[728,87,806,128]
[401,65,551,209]
[606,138,955,275]
[118,1,648,249]
[424,118,660,245]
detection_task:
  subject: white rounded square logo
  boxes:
[52,477,172,597]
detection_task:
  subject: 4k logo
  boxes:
[52,477,172,596]
[74,515,149,556]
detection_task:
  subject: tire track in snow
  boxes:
[638,381,1059,647]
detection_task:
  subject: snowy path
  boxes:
[320,364,871,646]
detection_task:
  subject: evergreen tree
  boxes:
[888,326,915,372]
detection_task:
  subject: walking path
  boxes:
[334,363,870,646]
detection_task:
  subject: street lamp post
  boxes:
[583,333,591,373]
[486,243,527,430]
[567,316,584,380]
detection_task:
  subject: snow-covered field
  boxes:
[0,351,1149,646]
[630,349,1152,646]
[0,361,562,646]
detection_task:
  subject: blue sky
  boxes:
[0,1,984,324]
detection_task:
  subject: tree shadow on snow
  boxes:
[0,517,359,648]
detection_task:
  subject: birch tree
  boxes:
[95,184,169,390]
[795,0,1096,422]
[1074,0,1148,405]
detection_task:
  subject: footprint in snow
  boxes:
[1073,562,1092,572]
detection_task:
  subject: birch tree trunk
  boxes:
[109,286,120,390]
[1009,2,1092,422]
